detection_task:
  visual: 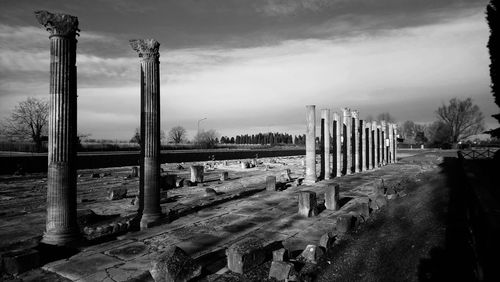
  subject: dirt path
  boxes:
[315,154,477,282]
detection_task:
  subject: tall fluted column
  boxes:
[360,119,365,171]
[351,110,360,173]
[366,122,372,170]
[333,112,342,177]
[35,10,80,245]
[321,109,331,180]
[130,39,162,229]
[373,122,379,167]
[305,105,317,184]
[387,123,393,163]
[380,120,386,165]
[342,108,352,175]
[393,124,398,163]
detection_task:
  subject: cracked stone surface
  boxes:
[2,150,438,281]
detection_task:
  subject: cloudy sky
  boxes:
[0,0,495,140]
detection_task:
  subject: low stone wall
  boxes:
[0,148,312,174]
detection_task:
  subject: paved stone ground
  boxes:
[6,151,435,281]
[2,149,441,281]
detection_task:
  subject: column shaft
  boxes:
[333,112,342,177]
[352,111,360,173]
[322,109,331,179]
[342,108,352,175]
[373,123,379,167]
[360,119,365,171]
[36,10,80,245]
[366,122,372,170]
[305,105,317,183]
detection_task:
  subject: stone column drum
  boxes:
[342,108,352,175]
[373,122,379,167]
[366,122,372,170]
[321,109,331,180]
[351,110,360,173]
[333,112,342,177]
[360,119,366,171]
[35,10,80,245]
[305,105,317,184]
[190,165,204,183]
[380,120,386,165]
[130,39,162,228]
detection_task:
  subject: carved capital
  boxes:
[380,120,387,127]
[130,39,160,61]
[351,110,359,119]
[35,10,79,38]
[341,108,351,117]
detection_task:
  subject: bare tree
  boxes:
[194,129,219,149]
[487,0,500,138]
[2,97,49,152]
[168,126,187,144]
[436,97,485,143]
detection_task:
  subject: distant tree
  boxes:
[426,121,452,146]
[436,97,485,143]
[194,129,219,149]
[1,97,49,152]
[167,126,186,144]
[376,112,396,123]
[130,128,141,144]
[487,0,500,138]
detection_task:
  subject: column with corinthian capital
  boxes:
[130,39,163,229]
[35,10,80,245]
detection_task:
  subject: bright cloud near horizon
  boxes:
[0,0,496,140]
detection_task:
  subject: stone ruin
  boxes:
[3,9,403,282]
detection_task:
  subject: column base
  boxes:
[303,176,317,185]
[140,213,163,230]
[42,231,81,246]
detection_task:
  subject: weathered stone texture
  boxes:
[324,184,340,211]
[226,237,265,274]
[298,191,318,217]
[305,105,317,183]
[149,246,202,282]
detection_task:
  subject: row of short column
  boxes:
[35,10,164,245]
[305,105,398,182]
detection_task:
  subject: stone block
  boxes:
[1,249,40,274]
[266,176,277,191]
[149,246,202,282]
[107,187,127,200]
[334,214,354,233]
[298,191,318,217]
[272,248,288,262]
[205,188,218,197]
[176,178,185,188]
[298,244,324,264]
[325,184,340,210]
[319,232,336,251]
[131,166,139,177]
[161,174,177,190]
[226,237,265,274]
[241,162,249,169]
[190,165,204,183]
[268,261,297,281]
[220,172,229,181]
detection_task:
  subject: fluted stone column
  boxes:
[342,108,352,175]
[321,109,331,180]
[130,39,162,228]
[360,119,365,171]
[351,110,360,173]
[35,11,80,245]
[333,112,342,177]
[393,124,398,163]
[305,105,317,184]
[388,123,393,163]
[380,120,386,165]
[366,122,372,170]
[373,122,379,167]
